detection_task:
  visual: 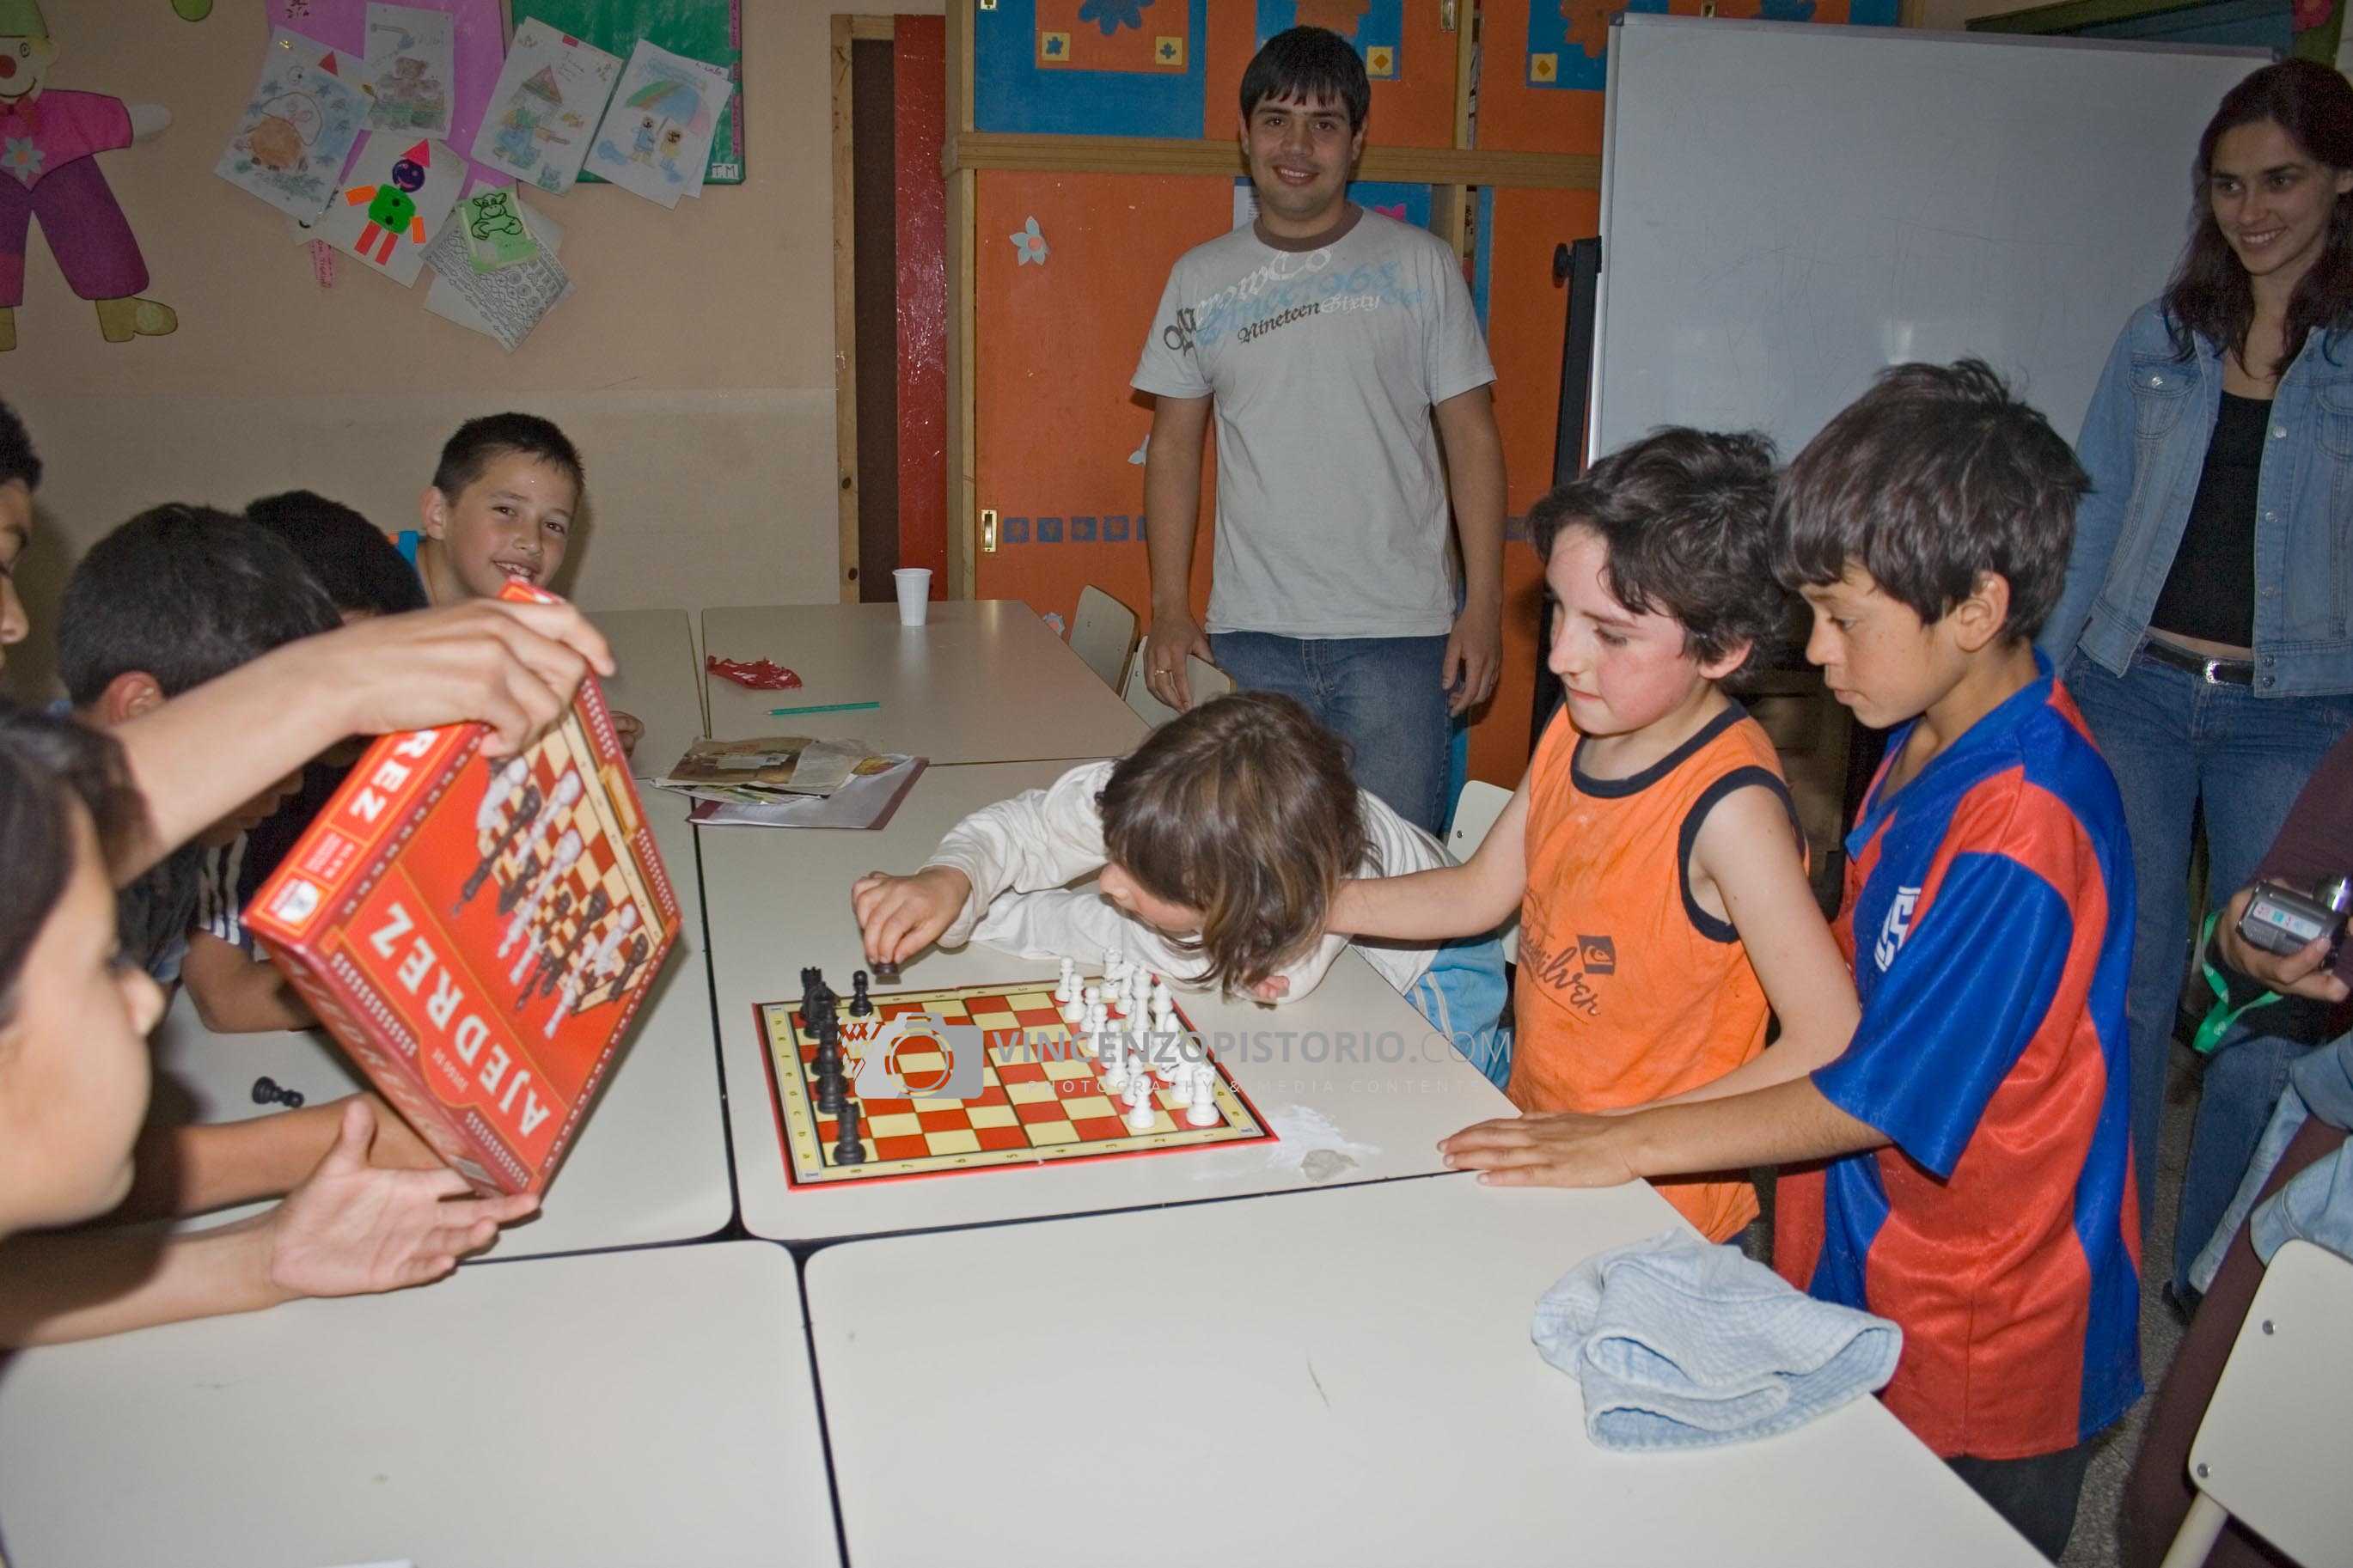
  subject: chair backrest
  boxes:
[1068,586,1139,692]
[2162,1239,2353,1568]
[1121,634,1234,729]
[1445,779,1519,964]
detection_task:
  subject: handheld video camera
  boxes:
[2236,875,2353,961]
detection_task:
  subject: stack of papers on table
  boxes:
[657,736,916,810]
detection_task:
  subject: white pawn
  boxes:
[1124,1071,1156,1131]
[1185,1064,1219,1127]
[1099,1037,1132,1092]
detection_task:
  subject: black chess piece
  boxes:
[611,932,651,998]
[459,782,542,911]
[497,849,545,917]
[850,970,872,1017]
[251,1076,282,1106]
[813,1013,846,1116]
[831,1096,866,1165]
[540,887,611,999]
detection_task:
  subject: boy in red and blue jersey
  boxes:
[1441,362,2140,1562]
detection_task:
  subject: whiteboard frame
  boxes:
[1587,13,2272,465]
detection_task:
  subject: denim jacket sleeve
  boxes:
[2039,318,2142,666]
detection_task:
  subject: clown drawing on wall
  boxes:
[0,0,176,351]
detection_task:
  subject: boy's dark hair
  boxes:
[1240,27,1371,131]
[247,490,428,617]
[58,504,341,707]
[431,412,585,502]
[0,701,144,1024]
[1528,428,1790,679]
[1098,691,1369,995]
[1775,359,2087,643]
[0,398,40,492]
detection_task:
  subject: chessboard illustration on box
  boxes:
[761,961,1274,1187]
[247,583,682,1197]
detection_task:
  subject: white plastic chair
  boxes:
[2160,1239,2353,1568]
[1068,585,1139,692]
[1121,633,1234,729]
[1445,779,1519,963]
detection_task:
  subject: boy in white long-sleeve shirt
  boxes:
[852,692,1510,1086]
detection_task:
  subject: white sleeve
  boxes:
[1131,259,1211,400]
[970,888,1213,986]
[1420,235,1496,406]
[923,762,1117,949]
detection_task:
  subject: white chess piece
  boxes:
[516,768,584,869]
[475,755,530,835]
[1185,1064,1219,1126]
[1100,1039,1131,1092]
[1125,1083,1157,1132]
[1054,959,1076,1005]
[1151,976,1175,1022]
[1060,979,1086,1027]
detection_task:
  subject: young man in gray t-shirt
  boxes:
[1132,26,1505,835]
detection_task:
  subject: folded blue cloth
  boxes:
[1532,1230,1902,1451]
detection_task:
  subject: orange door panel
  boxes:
[973,171,1231,633]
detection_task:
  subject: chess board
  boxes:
[759,979,1276,1187]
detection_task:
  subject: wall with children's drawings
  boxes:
[1,0,939,705]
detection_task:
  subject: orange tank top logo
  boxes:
[1517,930,1616,1016]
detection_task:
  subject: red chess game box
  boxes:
[246,585,681,1195]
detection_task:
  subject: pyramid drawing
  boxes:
[522,64,563,105]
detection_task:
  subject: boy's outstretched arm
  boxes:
[1328,778,1529,943]
[853,762,1116,966]
[0,1101,530,1345]
[111,601,613,882]
[114,1095,443,1222]
[1647,784,1861,1107]
[1441,1077,1886,1189]
[180,931,315,1034]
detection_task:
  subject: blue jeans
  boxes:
[2063,650,2353,1248]
[2178,1031,2320,1296]
[1210,631,1452,835]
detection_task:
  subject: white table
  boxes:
[700,601,1147,763]
[0,1242,837,1568]
[806,1176,2041,1567]
[700,760,1513,1243]
[589,606,704,779]
[154,795,734,1260]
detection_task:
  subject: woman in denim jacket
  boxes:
[2040,60,2353,1293]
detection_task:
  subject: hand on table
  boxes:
[1439,1109,1641,1189]
[610,708,645,758]
[851,866,972,967]
[2215,885,2350,1004]
[1145,611,1214,712]
[1246,975,1290,1004]
[265,1101,536,1298]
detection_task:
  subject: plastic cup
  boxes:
[893,568,932,625]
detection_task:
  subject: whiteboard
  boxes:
[1591,16,2270,458]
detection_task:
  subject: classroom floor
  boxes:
[2063,1043,2197,1568]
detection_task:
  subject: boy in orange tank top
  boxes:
[1329,430,1860,1242]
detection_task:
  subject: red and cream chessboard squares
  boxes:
[759,965,1274,1187]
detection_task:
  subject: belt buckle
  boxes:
[2203,657,2223,684]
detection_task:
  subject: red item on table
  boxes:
[246,583,683,1196]
[706,655,803,691]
